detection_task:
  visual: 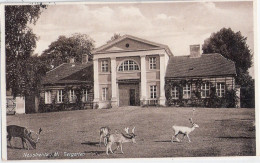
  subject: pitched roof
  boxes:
[165,53,236,78]
[42,62,93,85]
[92,34,173,56]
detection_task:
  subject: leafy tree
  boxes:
[5,5,46,97]
[202,28,254,107]
[41,33,95,69]
[107,33,121,43]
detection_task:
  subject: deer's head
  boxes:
[189,118,199,128]
[29,128,42,148]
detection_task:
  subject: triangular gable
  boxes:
[93,35,173,55]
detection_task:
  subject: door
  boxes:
[129,89,136,106]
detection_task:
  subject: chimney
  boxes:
[190,44,201,58]
[82,54,88,63]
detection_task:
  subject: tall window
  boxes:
[216,83,225,97]
[149,57,156,69]
[150,85,157,99]
[82,89,88,102]
[45,91,51,104]
[57,90,63,103]
[69,89,76,103]
[201,83,210,98]
[118,60,139,71]
[102,88,108,101]
[101,60,108,72]
[183,84,191,99]
[171,86,179,99]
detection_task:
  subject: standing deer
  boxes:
[171,118,199,143]
[7,125,42,150]
[99,126,111,147]
[106,127,136,155]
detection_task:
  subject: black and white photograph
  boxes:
[1,0,258,160]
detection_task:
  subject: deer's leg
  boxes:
[120,143,124,154]
[99,135,103,147]
[22,138,30,150]
[109,143,114,154]
[7,135,13,148]
[181,134,186,142]
[104,137,107,147]
[175,133,180,142]
[106,145,109,155]
[186,134,191,142]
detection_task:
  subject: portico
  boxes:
[92,35,173,109]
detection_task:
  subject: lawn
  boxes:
[5,107,256,160]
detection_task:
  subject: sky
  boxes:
[30,1,254,76]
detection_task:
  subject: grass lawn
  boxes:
[6,107,256,160]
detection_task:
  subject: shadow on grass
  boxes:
[84,151,106,155]
[217,136,255,139]
[154,140,177,143]
[7,145,25,150]
[81,141,100,146]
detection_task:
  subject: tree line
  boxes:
[5,5,254,108]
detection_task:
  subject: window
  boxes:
[150,85,157,99]
[69,89,76,103]
[45,91,51,104]
[149,57,156,69]
[57,90,63,103]
[171,86,179,99]
[201,83,210,98]
[216,83,225,97]
[118,60,139,71]
[101,60,108,72]
[183,84,191,99]
[82,89,88,102]
[102,88,108,101]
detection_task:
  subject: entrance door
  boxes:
[129,89,136,106]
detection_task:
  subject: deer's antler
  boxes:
[132,127,135,134]
[124,127,129,134]
[189,118,194,124]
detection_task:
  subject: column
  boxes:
[93,58,99,109]
[141,55,147,105]
[159,54,166,106]
[110,57,118,107]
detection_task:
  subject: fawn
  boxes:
[7,125,42,150]
[171,118,199,143]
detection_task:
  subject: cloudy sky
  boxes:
[30,1,254,76]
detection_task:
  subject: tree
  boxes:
[202,28,254,107]
[41,33,95,69]
[107,33,121,43]
[5,5,46,97]
[202,28,253,75]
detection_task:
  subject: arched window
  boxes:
[118,60,140,71]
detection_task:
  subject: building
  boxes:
[40,57,93,112]
[6,89,25,114]
[92,35,173,109]
[165,45,238,107]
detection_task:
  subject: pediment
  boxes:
[93,35,166,54]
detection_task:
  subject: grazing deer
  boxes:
[171,118,199,143]
[106,127,136,155]
[7,125,42,150]
[99,126,111,147]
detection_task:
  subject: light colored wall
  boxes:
[15,97,25,114]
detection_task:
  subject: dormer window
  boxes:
[118,60,139,71]
[125,43,129,48]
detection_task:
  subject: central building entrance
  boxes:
[118,80,140,107]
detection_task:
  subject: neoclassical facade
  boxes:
[92,35,173,109]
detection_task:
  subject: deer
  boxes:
[99,126,111,147]
[7,125,42,150]
[171,118,199,143]
[106,127,136,155]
